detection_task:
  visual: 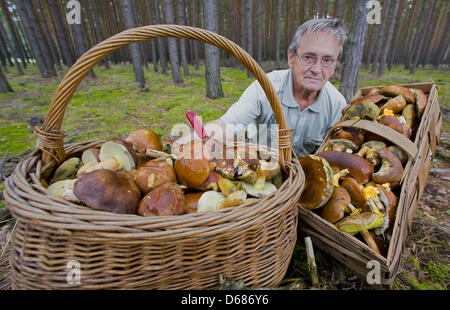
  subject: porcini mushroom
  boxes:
[298,155,334,209]
[319,187,359,224]
[138,182,186,216]
[325,139,359,153]
[316,151,374,184]
[50,157,82,184]
[401,104,418,131]
[254,160,280,190]
[195,171,223,191]
[128,128,163,155]
[174,141,211,188]
[184,192,204,213]
[387,146,408,166]
[410,88,427,118]
[217,190,247,209]
[128,158,177,195]
[379,115,406,136]
[77,139,137,176]
[241,180,277,198]
[372,148,404,188]
[48,179,78,200]
[335,212,385,255]
[342,101,381,121]
[74,169,141,214]
[357,141,386,165]
[373,184,398,236]
[379,85,415,104]
[340,176,369,211]
[379,95,407,114]
[81,148,100,165]
[197,191,226,212]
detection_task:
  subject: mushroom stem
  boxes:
[333,169,349,187]
[345,203,362,215]
[254,161,270,190]
[360,230,381,255]
[77,157,122,176]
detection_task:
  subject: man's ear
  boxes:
[287,51,294,68]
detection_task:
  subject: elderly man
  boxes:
[179,18,347,158]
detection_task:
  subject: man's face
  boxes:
[287,31,340,93]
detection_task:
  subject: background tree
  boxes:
[339,0,370,102]
[203,0,223,99]
[0,65,12,92]
[120,0,145,88]
[377,0,400,77]
[162,0,183,83]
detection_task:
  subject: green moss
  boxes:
[0,122,36,155]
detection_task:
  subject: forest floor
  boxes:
[0,62,448,290]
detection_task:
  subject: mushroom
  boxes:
[379,95,407,114]
[335,212,385,255]
[319,187,360,224]
[74,169,141,214]
[137,182,186,216]
[342,101,381,121]
[48,179,78,201]
[184,192,204,213]
[195,171,223,191]
[76,139,137,176]
[410,88,428,118]
[357,141,386,160]
[218,178,241,196]
[197,191,226,212]
[379,85,415,104]
[362,184,385,215]
[379,115,406,136]
[127,128,163,155]
[235,157,258,184]
[333,168,349,187]
[128,158,177,195]
[343,93,387,115]
[174,141,211,188]
[325,139,359,153]
[401,104,418,131]
[365,87,380,95]
[241,180,277,198]
[316,151,374,184]
[81,148,101,165]
[373,184,398,236]
[372,148,404,188]
[50,157,82,184]
[387,146,408,166]
[298,155,334,209]
[333,127,365,148]
[217,190,247,209]
[214,158,238,180]
[340,176,369,211]
[254,160,281,190]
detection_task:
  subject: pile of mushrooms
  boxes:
[46,128,283,217]
[339,84,428,141]
[298,85,427,257]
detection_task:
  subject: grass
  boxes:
[0,62,449,290]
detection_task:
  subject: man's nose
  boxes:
[309,60,322,74]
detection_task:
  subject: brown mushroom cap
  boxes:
[340,176,369,211]
[298,155,334,209]
[129,158,177,195]
[379,85,415,104]
[410,88,427,117]
[184,192,204,213]
[319,187,351,223]
[138,182,186,216]
[174,141,211,188]
[380,95,407,114]
[74,169,141,214]
[130,129,163,154]
[316,151,374,184]
[195,171,223,191]
[372,148,404,188]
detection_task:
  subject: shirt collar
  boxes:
[282,69,324,113]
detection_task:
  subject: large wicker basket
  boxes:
[3,25,305,290]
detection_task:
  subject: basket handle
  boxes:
[37,25,293,170]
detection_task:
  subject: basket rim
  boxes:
[4,140,305,239]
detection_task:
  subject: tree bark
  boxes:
[405,0,425,69]
[203,0,223,99]
[0,0,27,68]
[387,0,406,70]
[256,0,263,62]
[162,0,183,83]
[0,11,23,74]
[433,10,450,68]
[339,0,370,102]
[177,0,190,76]
[370,0,391,74]
[410,0,436,74]
[120,0,145,88]
[15,0,56,77]
[153,0,169,74]
[377,0,400,77]
[0,65,12,92]
[275,0,282,67]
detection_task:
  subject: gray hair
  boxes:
[288,18,346,58]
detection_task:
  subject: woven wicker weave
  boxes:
[4,25,305,290]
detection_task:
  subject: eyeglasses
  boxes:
[294,51,337,69]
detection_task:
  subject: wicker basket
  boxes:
[298,82,441,289]
[3,25,305,290]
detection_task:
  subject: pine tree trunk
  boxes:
[162,0,183,83]
[120,0,145,88]
[377,0,400,77]
[177,0,190,76]
[405,0,425,69]
[0,0,27,68]
[35,0,61,70]
[0,13,23,75]
[410,0,436,74]
[246,0,253,77]
[275,0,282,67]
[203,0,223,99]
[256,0,263,62]
[387,0,406,70]
[370,0,391,74]
[432,12,450,68]
[91,1,110,69]
[15,0,56,77]
[339,0,370,102]
[152,0,169,74]
[0,65,12,92]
